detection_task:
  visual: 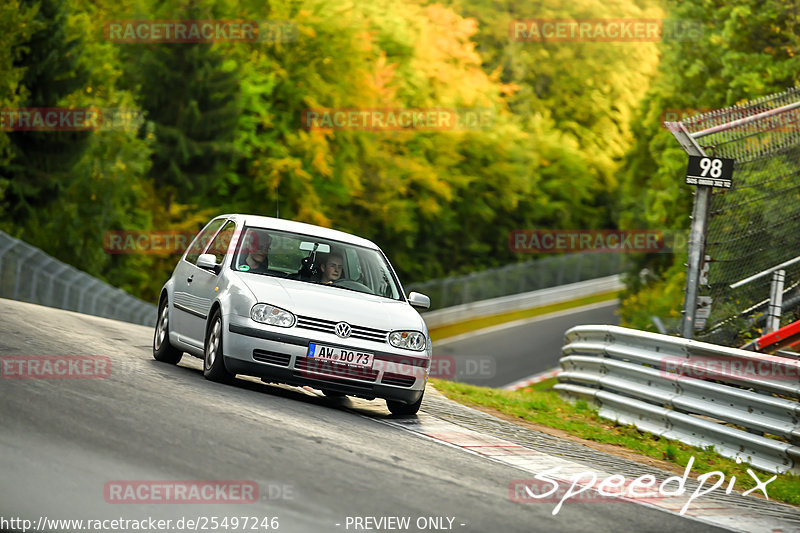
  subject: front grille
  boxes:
[294,357,379,382]
[253,350,291,366]
[295,315,388,343]
[381,373,416,388]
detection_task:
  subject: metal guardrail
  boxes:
[406,253,626,312]
[556,325,800,474]
[0,230,156,326]
[421,275,622,329]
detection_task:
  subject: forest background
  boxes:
[2,0,798,330]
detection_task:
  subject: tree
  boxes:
[2,0,89,225]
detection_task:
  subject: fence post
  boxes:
[667,122,711,339]
[13,246,39,301]
[47,264,71,307]
[767,269,786,333]
[556,255,565,285]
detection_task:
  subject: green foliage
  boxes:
[120,0,241,207]
[7,0,795,313]
[2,0,154,296]
[0,0,37,170]
[2,0,90,224]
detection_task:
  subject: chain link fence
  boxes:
[0,230,157,326]
[679,87,800,344]
[405,252,626,312]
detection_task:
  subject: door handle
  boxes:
[187,275,194,283]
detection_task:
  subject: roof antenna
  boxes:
[276,184,280,218]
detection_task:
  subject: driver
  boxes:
[239,232,272,273]
[319,252,344,284]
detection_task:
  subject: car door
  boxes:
[182,220,237,346]
[172,218,227,348]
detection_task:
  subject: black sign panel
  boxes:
[685,155,735,188]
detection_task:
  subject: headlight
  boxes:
[389,331,426,351]
[251,303,296,328]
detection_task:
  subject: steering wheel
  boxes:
[332,279,373,293]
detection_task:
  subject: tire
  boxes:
[204,309,234,382]
[387,391,424,416]
[153,297,183,364]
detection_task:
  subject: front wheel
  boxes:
[204,309,233,382]
[387,392,423,416]
[153,297,183,364]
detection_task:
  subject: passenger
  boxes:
[319,252,344,284]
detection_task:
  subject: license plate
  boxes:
[308,343,374,368]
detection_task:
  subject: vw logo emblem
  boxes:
[335,322,352,338]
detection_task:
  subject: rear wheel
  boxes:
[204,309,233,382]
[153,297,182,364]
[387,392,423,416]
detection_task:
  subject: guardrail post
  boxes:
[767,269,786,333]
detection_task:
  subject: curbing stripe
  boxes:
[501,367,561,390]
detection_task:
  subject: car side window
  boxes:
[207,221,236,264]
[185,218,226,264]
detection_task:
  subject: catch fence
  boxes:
[0,230,156,326]
[668,87,800,344]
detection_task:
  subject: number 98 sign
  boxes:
[685,155,735,188]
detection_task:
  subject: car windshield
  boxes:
[231,226,403,301]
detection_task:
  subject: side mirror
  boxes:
[196,253,218,272]
[407,292,430,310]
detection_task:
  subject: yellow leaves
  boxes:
[417,195,441,216]
[371,52,399,101]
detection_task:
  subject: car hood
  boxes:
[236,274,426,332]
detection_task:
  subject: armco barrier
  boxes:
[556,325,800,474]
[0,231,156,326]
[421,275,622,329]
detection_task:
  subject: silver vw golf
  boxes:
[153,214,432,415]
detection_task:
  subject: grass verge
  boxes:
[427,290,619,342]
[430,377,800,507]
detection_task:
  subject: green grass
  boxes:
[428,290,619,342]
[430,378,800,507]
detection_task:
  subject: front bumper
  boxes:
[223,316,429,404]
